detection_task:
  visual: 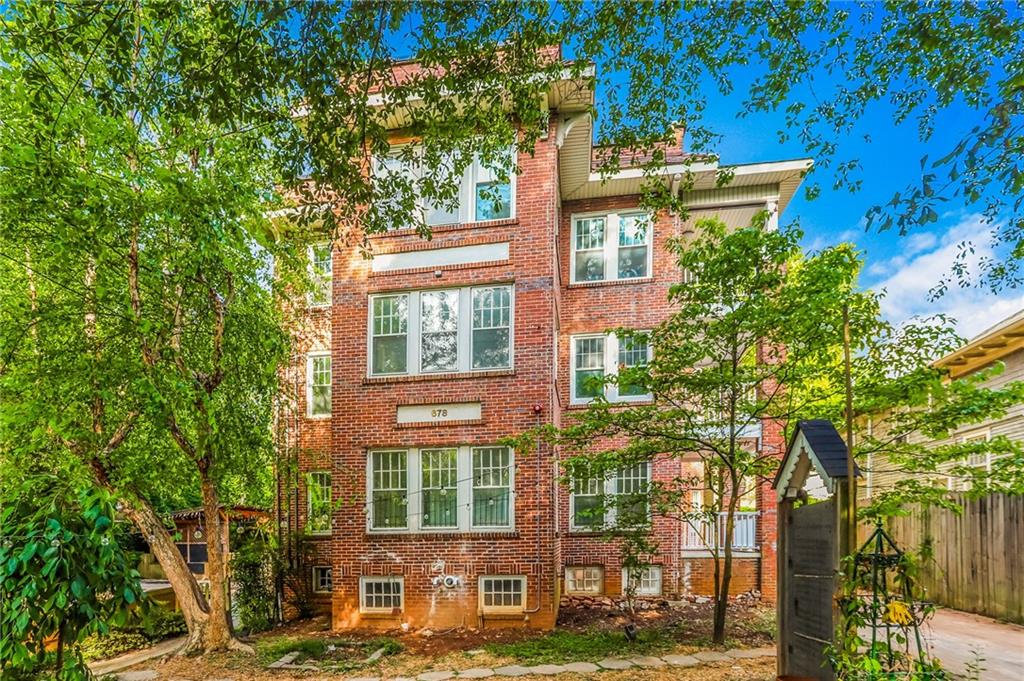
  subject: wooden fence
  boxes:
[885,493,1023,624]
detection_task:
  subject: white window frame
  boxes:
[565,566,604,595]
[373,145,517,229]
[366,446,515,534]
[306,471,332,536]
[359,576,404,614]
[306,352,332,418]
[622,565,662,596]
[570,211,653,284]
[312,565,332,593]
[569,462,652,532]
[960,429,991,469]
[368,285,514,377]
[479,575,526,614]
[570,332,653,405]
[306,242,333,307]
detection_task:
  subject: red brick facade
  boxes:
[280,85,797,630]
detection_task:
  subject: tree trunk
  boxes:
[198,470,253,653]
[713,496,739,644]
[121,497,211,654]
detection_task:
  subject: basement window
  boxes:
[565,566,604,595]
[622,565,662,597]
[312,566,332,593]
[360,576,403,613]
[480,575,526,613]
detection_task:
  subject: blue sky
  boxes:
[694,92,1023,340]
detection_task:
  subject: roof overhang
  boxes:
[558,124,812,214]
[934,309,1024,379]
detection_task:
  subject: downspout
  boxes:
[523,406,544,616]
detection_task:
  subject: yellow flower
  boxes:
[884,599,913,626]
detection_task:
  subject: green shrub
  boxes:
[80,632,150,662]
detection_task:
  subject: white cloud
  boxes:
[870,215,1024,339]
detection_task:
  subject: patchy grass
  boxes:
[256,635,402,667]
[483,627,676,664]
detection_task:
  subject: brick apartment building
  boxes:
[277,54,809,631]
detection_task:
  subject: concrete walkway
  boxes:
[88,636,185,677]
[922,608,1024,680]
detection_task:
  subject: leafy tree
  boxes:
[548,216,874,643]
[0,469,142,680]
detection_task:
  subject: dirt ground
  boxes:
[123,603,776,680]
[150,653,775,681]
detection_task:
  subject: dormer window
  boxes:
[571,211,652,284]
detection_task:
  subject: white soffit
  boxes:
[372,242,509,272]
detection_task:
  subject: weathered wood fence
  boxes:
[886,493,1023,624]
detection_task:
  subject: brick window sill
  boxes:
[567,277,655,289]
[368,218,519,240]
[565,399,655,410]
[364,531,519,540]
[364,369,515,385]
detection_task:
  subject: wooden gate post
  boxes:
[774,420,860,681]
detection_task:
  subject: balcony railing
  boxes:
[682,511,759,551]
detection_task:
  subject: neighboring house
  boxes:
[861,309,1024,498]
[277,47,808,630]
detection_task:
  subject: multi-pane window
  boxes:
[307,243,333,307]
[565,566,604,595]
[373,145,515,229]
[307,471,332,535]
[480,576,525,612]
[360,577,404,613]
[473,149,514,221]
[615,464,650,527]
[571,212,652,283]
[421,448,458,528]
[573,336,605,401]
[472,447,512,527]
[370,451,408,530]
[472,287,511,369]
[368,285,513,377]
[571,333,652,404]
[570,472,603,530]
[420,291,459,373]
[312,566,332,593]
[371,295,409,375]
[573,217,606,282]
[307,354,332,417]
[368,446,513,532]
[569,462,651,531]
[622,566,662,596]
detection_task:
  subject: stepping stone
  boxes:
[726,648,774,659]
[458,669,494,679]
[630,656,666,668]
[268,651,300,669]
[597,658,634,670]
[694,650,732,663]
[662,654,699,667]
[418,673,455,681]
[366,646,388,662]
[525,664,566,676]
[466,649,486,656]
[563,662,600,673]
[116,673,158,681]
[492,665,532,677]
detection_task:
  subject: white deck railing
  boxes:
[682,511,759,551]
